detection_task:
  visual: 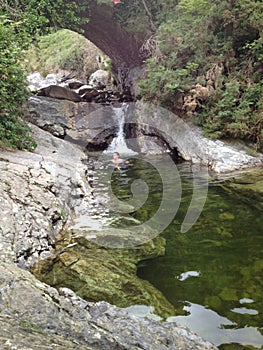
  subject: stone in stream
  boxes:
[89,69,110,88]
[219,168,263,211]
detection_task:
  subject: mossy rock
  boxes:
[219,288,238,302]
[221,168,263,212]
[32,231,174,319]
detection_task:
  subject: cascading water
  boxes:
[105,104,137,155]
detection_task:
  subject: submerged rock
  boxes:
[32,232,174,319]
[219,168,263,211]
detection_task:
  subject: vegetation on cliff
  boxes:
[0,16,36,150]
[24,29,104,79]
[137,0,263,150]
[0,0,262,150]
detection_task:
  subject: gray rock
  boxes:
[0,262,217,350]
[76,84,94,95]
[27,97,118,145]
[0,124,91,267]
[38,85,83,102]
[67,79,86,89]
[133,102,263,173]
[0,124,218,349]
[27,72,60,91]
[26,98,262,172]
[89,69,110,88]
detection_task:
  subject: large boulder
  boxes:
[27,97,263,173]
[133,102,263,173]
[0,263,217,350]
[27,72,62,91]
[38,85,83,102]
[0,124,90,268]
[27,96,120,146]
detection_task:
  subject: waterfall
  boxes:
[105,104,137,155]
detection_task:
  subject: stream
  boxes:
[102,155,263,350]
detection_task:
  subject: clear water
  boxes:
[108,155,263,350]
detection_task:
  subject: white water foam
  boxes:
[104,104,137,156]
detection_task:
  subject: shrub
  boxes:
[0,16,36,150]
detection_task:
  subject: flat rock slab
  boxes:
[0,262,218,350]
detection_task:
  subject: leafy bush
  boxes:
[202,81,263,149]
[139,0,263,150]
[0,16,36,150]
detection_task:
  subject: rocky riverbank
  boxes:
[2,69,261,348]
[26,95,262,173]
[0,122,218,349]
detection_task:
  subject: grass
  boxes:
[23,29,105,79]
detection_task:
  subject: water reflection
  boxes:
[106,157,263,349]
[167,303,263,348]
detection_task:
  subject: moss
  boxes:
[19,319,44,333]
[31,233,174,319]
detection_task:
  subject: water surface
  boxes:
[109,156,263,350]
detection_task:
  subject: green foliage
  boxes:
[114,0,160,36]
[139,57,195,107]
[0,16,36,150]
[24,29,103,79]
[202,81,263,149]
[1,0,88,35]
[139,0,263,149]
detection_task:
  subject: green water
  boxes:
[110,156,263,350]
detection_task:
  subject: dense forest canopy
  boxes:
[0,0,262,149]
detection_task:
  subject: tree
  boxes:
[0,0,158,83]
